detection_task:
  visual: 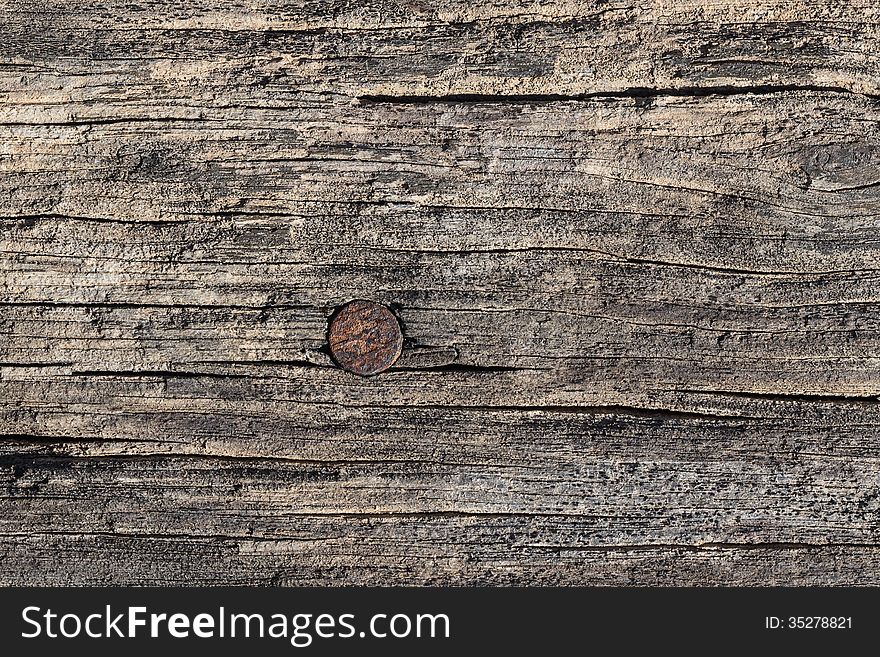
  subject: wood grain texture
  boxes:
[1,0,879,585]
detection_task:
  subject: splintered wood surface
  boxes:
[2,0,880,585]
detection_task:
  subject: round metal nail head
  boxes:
[328,300,403,376]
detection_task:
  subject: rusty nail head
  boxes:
[328,300,403,376]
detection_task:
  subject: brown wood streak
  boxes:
[1,0,880,585]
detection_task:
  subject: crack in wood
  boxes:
[359,84,880,105]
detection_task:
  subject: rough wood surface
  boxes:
[2,0,880,585]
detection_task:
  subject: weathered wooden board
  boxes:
[1,0,880,585]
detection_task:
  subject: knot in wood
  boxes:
[328,300,403,376]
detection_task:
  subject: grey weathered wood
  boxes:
[2,0,880,585]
